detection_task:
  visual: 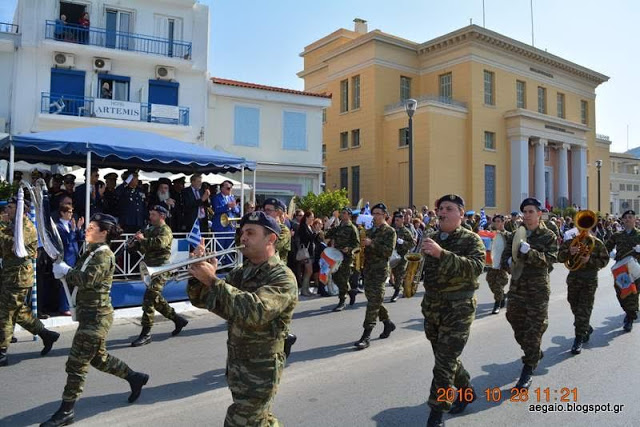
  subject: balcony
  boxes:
[41,93,190,126]
[0,22,19,33]
[45,20,192,60]
[384,95,467,114]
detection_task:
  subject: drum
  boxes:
[611,256,640,299]
[478,230,496,267]
[318,247,344,285]
[389,249,402,268]
[490,232,505,269]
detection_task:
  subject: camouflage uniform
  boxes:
[362,223,396,328]
[324,220,360,300]
[188,255,298,427]
[391,225,415,292]
[62,243,133,401]
[557,236,609,338]
[545,219,561,239]
[0,217,45,350]
[501,225,558,368]
[421,227,485,412]
[605,229,640,319]
[134,224,174,328]
[276,222,291,261]
[486,230,512,303]
[504,221,519,233]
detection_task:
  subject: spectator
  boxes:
[182,173,210,233]
[101,82,112,99]
[74,166,104,218]
[171,177,186,231]
[78,12,90,44]
[296,210,316,297]
[115,169,146,233]
[244,201,255,214]
[54,14,67,40]
[311,218,329,296]
[55,204,84,315]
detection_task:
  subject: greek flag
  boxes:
[479,208,488,230]
[186,218,202,247]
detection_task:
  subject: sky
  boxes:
[1,0,637,152]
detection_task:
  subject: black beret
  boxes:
[263,198,285,211]
[157,177,172,186]
[239,211,281,235]
[371,203,387,213]
[492,214,505,222]
[63,174,75,183]
[435,194,465,209]
[520,197,542,212]
[150,204,170,217]
[393,211,403,220]
[104,172,118,180]
[510,211,519,216]
[90,213,118,227]
[622,210,636,218]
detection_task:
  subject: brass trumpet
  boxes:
[220,213,241,228]
[565,210,597,271]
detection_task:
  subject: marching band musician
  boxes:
[486,214,511,314]
[130,205,188,347]
[390,211,416,302]
[604,209,640,332]
[43,214,149,426]
[504,211,521,233]
[420,195,485,427]
[324,206,360,311]
[263,198,291,261]
[500,198,557,391]
[557,213,609,354]
[354,203,397,350]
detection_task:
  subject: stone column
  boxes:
[534,138,547,204]
[510,135,530,212]
[557,143,570,208]
[571,145,587,209]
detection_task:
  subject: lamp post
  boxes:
[595,159,602,212]
[405,98,417,209]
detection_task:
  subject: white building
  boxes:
[610,147,640,216]
[208,78,331,204]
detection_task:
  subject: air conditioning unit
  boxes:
[93,57,112,72]
[53,52,75,68]
[155,65,175,80]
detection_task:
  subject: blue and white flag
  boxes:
[186,218,202,247]
[479,208,487,230]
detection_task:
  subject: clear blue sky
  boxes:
[1,0,637,152]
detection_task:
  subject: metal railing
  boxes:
[0,22,19,33]
[384,95,467,113]
[41,92,190,126]
[45,20,192,60]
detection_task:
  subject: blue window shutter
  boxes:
[283,111,307,150]
[234,106,260,147]
[148,79,179,106]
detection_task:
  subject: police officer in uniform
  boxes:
[325,206,360,311]
[487,214,511,314]
[115,169,146,233]
[390,211,416,302]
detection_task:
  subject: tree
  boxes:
[295,189,350,219]
[0,181,17,201]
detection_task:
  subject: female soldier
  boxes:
[41,213,149,427]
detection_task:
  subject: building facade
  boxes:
[208,78,330,205]
[610,148,640,216]
[299,20,610,213]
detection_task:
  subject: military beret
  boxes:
[63,174,75,183]
[435,194,465,209]
[492,214,505,222]
[90,213,118,228]
[239,211,281,235]
[510,211,519,216]
[520,197,542,212]
[104,172,118,180]
[157,177,172,186]
[150,204,170,217]
[622,210,636,218]
[263,198,285,211]
[52,173,63,182]
[393,211,404,220]
[371,203,388,213]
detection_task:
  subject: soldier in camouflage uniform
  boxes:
[486,214,511,314]
[504,211,521,233]
[421,195,485,427]
[263,198,291,262]
[390,211,416,302]
[41,213,149,427]
[188,211,298,427]
[0,197,59,367]
[557,219,609,354]
[324,207,360,311]
[500,198,557,390]
[131,205,188,347]
[354,203,397,350]
[605,209,640,332]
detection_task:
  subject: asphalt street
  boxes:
[0,262,637,427]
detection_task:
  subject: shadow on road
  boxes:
[287,341,358,365]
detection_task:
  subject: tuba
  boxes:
[565,210,597,271]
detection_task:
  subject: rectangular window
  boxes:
[439,73,452,102]
[484,131,495,150]
[322,144,326,161]
[340,79,349,113]
[635,199,640,213]
[537,87,547,114]
[485,165,496,207]
[483,70,495,105]
[233,106,260,147]
[628,184,633,191]
[98,74,130,101]
[634,185,639,192]
[340,131,349,149]
[400,76,411,101]
[544,146,550,162]
[516,80,526,108]
[557,93,565,118]
[351,129,360,147]
[581,100,588,125]
[620,183,625,191]
[340,167,348,191]
[282,111,307,150]
[399,128,409,147]
[321,172,326,191]
[351,166,360,206]
[322,108,326,123]
[352,75,360,110]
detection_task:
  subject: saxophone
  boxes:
[402,230,431,298]
[352,226,367,272]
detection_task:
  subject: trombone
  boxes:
[140,245,244,286]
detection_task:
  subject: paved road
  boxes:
[0,263,637,426]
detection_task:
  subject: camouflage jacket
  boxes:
[504,221,520,233]
[0,216,37,288]
[135,223,172,266]
[276,222,291,261]
[605,228,640,262]
[545,219,561,239]
[364,222,396,277]
[501,224,558,284]
[325,220,359,259]
[558,235,609,280]
[422,227,486,293]
[189,254,298,352]
[65,243,115,314]
[394,225,415,257]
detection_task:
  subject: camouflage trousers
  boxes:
[362,274,390,329]
[506,287,549,368]
[614,279,639,320]
[422,292,476,412]
[63,311,131,401]
[486,269,509,302]
[141,273,175,328]
[566,276,597,338]
[391,260,408,291]
[333,256,353,300]
[0,286,45,349]
[225,352,285,427]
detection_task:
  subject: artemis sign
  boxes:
[94,99,141,121]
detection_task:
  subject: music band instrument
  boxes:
[564,210,597,271]
[352,227,367,272]
[402,230,428,298]
[490,232,505,269]
[611,256,640,298]
[220,212,241,228]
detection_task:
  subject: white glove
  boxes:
[519,242,531,254]
[397,238,405,245]
[53,261,72,279]
[507,257,513,267]
[635,245,640,253]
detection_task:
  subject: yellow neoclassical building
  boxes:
[298,19,611,213]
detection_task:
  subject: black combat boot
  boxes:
[571,336,583,355]
[39,329,60,356]
[623,314,633,332]
[40,400,75,426]
[126,371,149,403]
[500,297,507,308]
[354,327,373,350]
[10,336,17,343]
[583,326,594,343]
[348,289,358,306]
[332,298,346,312]
[171,314,189,336]
[449,386,476,414]
[0,349,7,367]
[379,319,396,339]
[284,333,297,358]
[317,283,330,297]
[390,288,400,303]
[515,364,534,389]
[426,409,444,427]
[131,327,152,347]
[491,301,500,314]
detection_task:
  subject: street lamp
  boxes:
[405,98,417,210]
[595,159,602,212]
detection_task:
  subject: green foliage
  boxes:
[562,206,577,219]
[0,181,17,201]
[295,189,350,218]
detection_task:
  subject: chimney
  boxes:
[353,18,368,34]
